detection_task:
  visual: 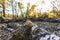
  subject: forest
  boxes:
[0,0,60,40]
[0,0,60,22]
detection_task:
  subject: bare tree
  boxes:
[2,1,5,17]
[26,3,30,18]
[51,0,58,17]
[18,2,24,18]
[0,0,3,17]
[0,0,5,17]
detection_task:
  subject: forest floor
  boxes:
[0,20,60,40]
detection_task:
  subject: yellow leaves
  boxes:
[18,15,23,19]
[4,0,8,4]
[34,10,39,18]
[31,5,36,10]
[0,13,3,17]
[48,12,57,18]
[35,13,39,18]
[4,4,8,8]
[5,13,23,19]
[27,3,30,9]
[29,11,39,18]
[29,12,34,17]
[28,5,39,18]
[18,2,24,9]
[0,0,8,8]
[18,2,22,6]
[5,13,13,18]
[4,0,8,8]
[18,2,24,18]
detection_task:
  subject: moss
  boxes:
[23,20,33,40]
[25,20,33,27]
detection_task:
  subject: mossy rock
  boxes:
[25,20,33,27]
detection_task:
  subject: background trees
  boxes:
[18,1,24,19]
[0,0,60,20]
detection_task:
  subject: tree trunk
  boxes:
[2,1,5,17]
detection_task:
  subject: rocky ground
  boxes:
[0,21,60,40]
[32,21,60,40]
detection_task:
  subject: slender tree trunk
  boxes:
[12,0,14,19]
[2,1,5,17]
